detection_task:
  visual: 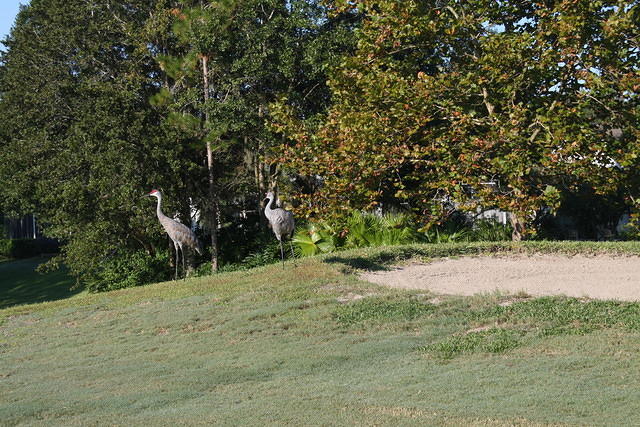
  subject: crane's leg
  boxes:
[173,241,179,280]
[181,246,186,280]
[289,240,296,267]
[279,239,285,269]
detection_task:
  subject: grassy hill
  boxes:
[0,257,79,309]
[3,242,640,425]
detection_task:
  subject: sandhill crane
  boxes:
[264,191,296,268]
[146,189,202,279]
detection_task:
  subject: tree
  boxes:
[273,0,639,239]
[147,0,358,269]
[0,0,194,287]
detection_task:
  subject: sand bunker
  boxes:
[361,255,640,301]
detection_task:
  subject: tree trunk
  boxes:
[253,145,267,228]
[509,213,525,242]
[268,161,279,193]
[202,55,218,272]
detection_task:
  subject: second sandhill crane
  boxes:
[146,189,202,279]
[264,191,295,268]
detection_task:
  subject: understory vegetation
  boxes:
[294,211,513,257]
[3,242,640,424]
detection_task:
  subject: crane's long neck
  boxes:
[155,194,167,221]
[264,196,277,220]
[266,196,277,211]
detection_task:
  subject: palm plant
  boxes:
[470,219,512,241]
[292,222,338,256]
[345,211,421,248]
[423,220,470,243]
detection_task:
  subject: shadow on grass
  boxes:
[0,257,80,309]
[323,246,440,271]
[322,240,640,275]
[322,255,388,271]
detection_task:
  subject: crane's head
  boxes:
[147,189,161,198]
[264,191,278,208]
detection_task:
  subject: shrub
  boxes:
[424,218,512,243]
[424,221,470,243]
[469,219,512,241]
[0,238,60,258]
[292,221,339,256]
[0,239,12,257]
[345,211,422,247]
[192,240,286,276]
[217,242,283,273]
[294,211,423,257]
[85,250,171,292]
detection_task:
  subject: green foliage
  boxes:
[469,219,513,242]
[275,0,640,236]
[0,240,11,258]
[292,222,339,256]
[0,239,59,259]
[424,222,470,244]
[84,250,171,293]
[218,243,282,273]
[293,211,423,257]
[191,234,286,276]
[0,0,352,288]
[423,218,511,243]
[1,0,637,291]
[333,297,434,326]
[345,211,422,248]
[0,0,200,289]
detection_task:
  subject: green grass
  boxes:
[0,257,80,309]
[334,297,435,325]
[3,241,640,425]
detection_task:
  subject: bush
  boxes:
[192,240,286,276]
[345,211,422,248]
[424,221,470,243]
[469,219,512,241]
[293,211,513,257]
[0,239,11,257]
[0,238,60,258]
[85,250,171,292]
[217,242,283,273]
[292,221,340,256]
[293,211,423,257]
[424,218,512,243]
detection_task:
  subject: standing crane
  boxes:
[146,189,202,279]
[264,191,296,269]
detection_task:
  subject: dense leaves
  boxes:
[0,0,188,286]
[274,0,639,237]
[0,0,355,289]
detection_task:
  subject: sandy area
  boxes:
[360,255,640,301]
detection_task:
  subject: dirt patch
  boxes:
[361,254,640,301]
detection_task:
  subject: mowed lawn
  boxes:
[3,242,640,425]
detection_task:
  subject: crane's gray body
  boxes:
[148,189,201,278]
[264,191,295,268]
